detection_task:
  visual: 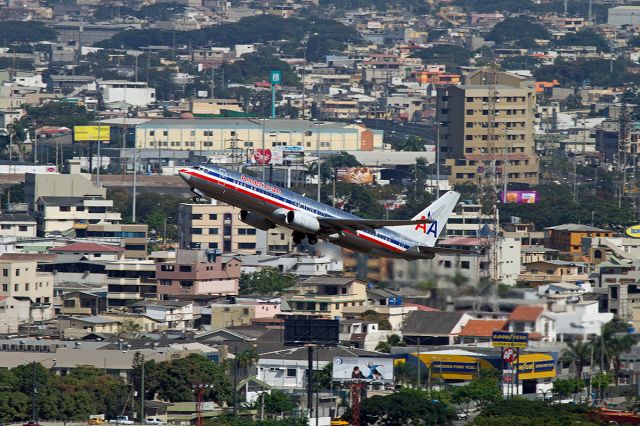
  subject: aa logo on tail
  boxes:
[415,214,438,238]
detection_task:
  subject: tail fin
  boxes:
[390,191,460,247]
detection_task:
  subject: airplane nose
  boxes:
[179,169,191,182]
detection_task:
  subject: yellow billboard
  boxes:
[626,225,640,239]
[74,126,110,142]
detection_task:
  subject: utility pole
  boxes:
[140,354,145,424]
[232,346,238,416]
[436,122,440,196]
[31,361,37,423]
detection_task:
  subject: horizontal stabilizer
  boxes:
[318,217,432,230]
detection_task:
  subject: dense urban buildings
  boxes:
[2,0,640,424]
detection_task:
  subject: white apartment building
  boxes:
[0,214,37,238]
[35,196,121,237]
[105,260,156,309]
[98,80,156,107]
[445,203,494,237]
[0,259,54,305]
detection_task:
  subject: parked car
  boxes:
[145,419,166,425]
[108,416,134,425]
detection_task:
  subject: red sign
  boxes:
[254,149,272,165]
[502,347,517,364]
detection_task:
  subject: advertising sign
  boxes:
[502,348,517,364]
[283,147,304,165]
[491,331,529,348]
[430,361,478,374]
[499,190,539,204]
[73,125,110,142]
[254,149,272,165]
[626,225,640,238]
[270,70,282,85]
[332,357,394,383]
[336,167,375,185]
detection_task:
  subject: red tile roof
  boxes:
[459,319,508,337]
[404,303,440,312]
[0,296,8,302]
[51,242,124,253]
[509,306,545,322]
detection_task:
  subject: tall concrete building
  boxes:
[178,202,293,255]
[437,69,539,187]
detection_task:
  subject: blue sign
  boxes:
[270,70,282,85]
[491,331,529,348]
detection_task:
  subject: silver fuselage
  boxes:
[179,165,430,259]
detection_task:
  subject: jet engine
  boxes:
[238,210,275,231]
[283,210,321,234]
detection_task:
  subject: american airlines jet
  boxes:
[179,165,463,260]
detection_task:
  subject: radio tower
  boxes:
[479,67,500,282]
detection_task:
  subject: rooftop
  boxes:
[545,223,608,232]
[51,242,125,253]
[508,306,545,322]
[459,319,508,337]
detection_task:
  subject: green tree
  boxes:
[411,45,473,70]
[263,391,294,416]
[356,388,456,426]
[0,21,57,43]
[592,318,635,378]
[239,268,296,295]
[118,319,142,338]
[560,339,591,380]
[552,377,585,400]
[451,370,502,411]
[375,334,404,353]
[485,17,550,47]
[471,398,598,426]
[553,28,610,52]
[152,354,231,403]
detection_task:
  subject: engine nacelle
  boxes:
[238,210,275,231]
[284,210,320,234]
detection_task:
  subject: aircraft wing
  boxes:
[405,245,477,256]
[318,217,433,230]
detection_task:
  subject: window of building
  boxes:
[0,225,10,230]
[60,206,71,212]
[238,228,257,235]
[209,242,218,249]
[466,109,473,115]
[192,228,202,235]
[444,260,452,268]
[209,214,218,220]
[286,368,297,377]
[238,243,256,249]
[461,261,470,269]
[209,228,219,235]
[149,131,155,136]
[14,284,18,291]
[163,130,168,136]
[466,122,473,128]
[25,283,29,291]
[179,265,191,272]
[15,269,19,277]
[2,269,7,277]
[64,300,76,308]
[2,284,6,291]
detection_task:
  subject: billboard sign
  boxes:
[74,125,110,142]
[283,148,304,165]
[283,318,339,346]
[626,225,640,238]
[270,70,282,85]
[491,331,529,348]
[332,357,394,383]
[254,149,272,165]
[430,361,478,374]
[336,167,375,185]
[499,190,539,204]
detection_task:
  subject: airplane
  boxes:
[178,164,464,260]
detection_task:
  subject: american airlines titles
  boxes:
[240,174,283,195]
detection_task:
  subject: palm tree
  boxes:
[560,339,591,380]
[593,319,636,383]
